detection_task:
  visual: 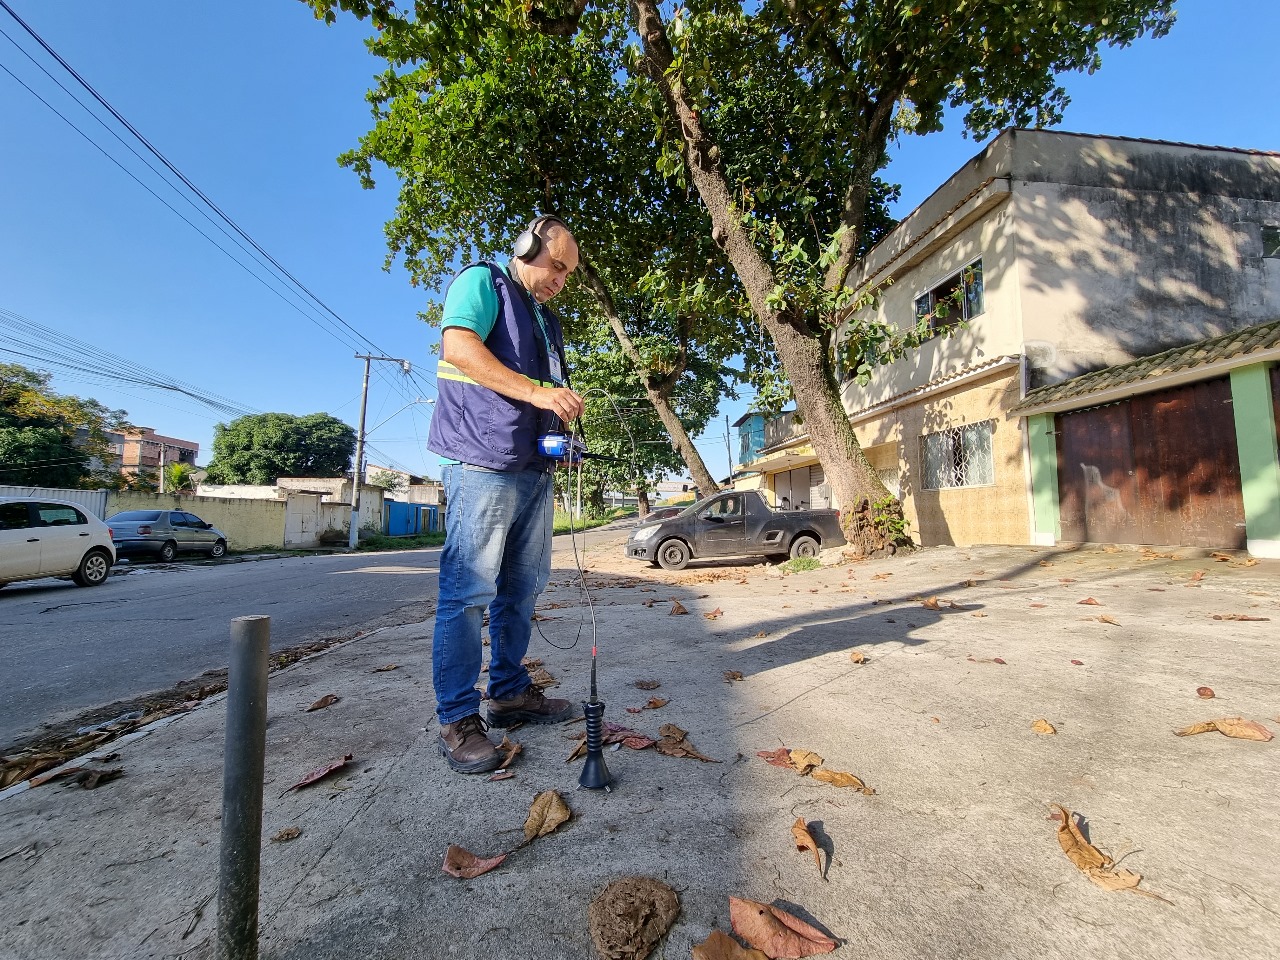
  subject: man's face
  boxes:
[520,226,579,303]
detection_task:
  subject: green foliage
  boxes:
[780,556,822,574]
[357,530,446,551]
[204,413,355,485]
[163,462,198,493]
[870,496,911,542]
[368,468,406,492]
[0,362,131,487]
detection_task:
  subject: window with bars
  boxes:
[1264,225,1280,259]
[920,421,995,489]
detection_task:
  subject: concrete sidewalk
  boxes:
[2,535,1277,960]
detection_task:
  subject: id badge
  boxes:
[547,351,564,386]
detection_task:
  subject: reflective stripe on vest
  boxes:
[436,360,555,389]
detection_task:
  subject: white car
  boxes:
[0,498,116,589]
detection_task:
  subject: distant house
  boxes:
[736,129,1280,556]
[118,427,198,478]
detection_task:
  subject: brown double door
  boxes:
[1056,377,1246,548]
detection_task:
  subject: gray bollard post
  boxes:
[216,615,271,960]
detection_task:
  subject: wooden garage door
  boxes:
[1056,377,1245,548]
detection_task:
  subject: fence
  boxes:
[0,485,109,518]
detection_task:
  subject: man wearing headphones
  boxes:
[426,216,585,774]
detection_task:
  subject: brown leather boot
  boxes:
[487,685,575,727]
[438,714,502,774]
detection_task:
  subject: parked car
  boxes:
[625,489,845,571]
[106,509,228,561]
[0,498,116,589]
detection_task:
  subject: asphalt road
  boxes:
[0,549,444,751]
[0,523,635,752]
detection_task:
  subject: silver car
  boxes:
[0,498,116,589]
[107,510,229,561]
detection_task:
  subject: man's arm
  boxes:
[442,327,584,424]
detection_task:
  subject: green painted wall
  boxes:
[1229,364,1280,548]
[1026,413,1060,543]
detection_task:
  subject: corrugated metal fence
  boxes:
[0,485,109,518]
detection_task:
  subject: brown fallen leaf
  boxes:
[724,670,745,682]
[1051,804,1156,897]
[848,650,867,664]
[1210,551,1233,562]
[1032,719,1057,735]
[971,611,988,618]
[442,844,506,879]
[788,749,824,775]
[1077,597,1101,606]
[669,600,690,616]
[792,818,822,876]
[656,724,719,762]
[646,697,669,710]
[498,736,522,768]
[523,790,572,841]
[372,664,399,673]
[74,768,124,790]
[1029,603,1047,609]
[271,826,301,843]
[754,630,768,638]
[757,747,794,769]
[1071,659,1085,665]
[1174,717,1273,741]
[1058,577,1077,583]
[487,771,515,782]
[922,596,942,609]
[729,897,837,958]
[566,740,587,763]
[1039,560,1053,567]
[1096,615,1120,625]
[1196,686,1215,699]
[692,929,770,960]
[635,679,661,690]
[288,754,353,791]
[1189,570,1205,582]
[1211,614,1270,622]
[810,767,875,795]
[704,607,724,620]
[589,877,681,960]
[305,694,340,712]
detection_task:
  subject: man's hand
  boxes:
[529,384,584,423]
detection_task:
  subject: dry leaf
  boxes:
[922,596,941,610]
[1210,551,1233,562]
[758,747,794,769]
[288,754,353,790]
[656,724,718,762]
[74,768,123,790]
[704,607,724,620]
[848,650,867,664]
[646,697,669,710]
[1189,570,1205,582]
[305,694,340,712]
[271,826,301,842]
[589,877,680,960]
[1174,717,1273,741]
[1032,719,1057,735]
[1196,686,1215,699]
[729,897,837,958]
[1052,804,1155,895]
[1058,577,1077,583]
[487,771,515,781]
[1039,560,1054,567]
[498,736,522,768]
[566,740,587,763]
[1077,597,1101,606]
[669,601,689,616]
[1095,615,1119,625]
[810,767,875,794]
[1211,614,1270,622]
[971,611,988,618]
[1029,603,1047,609]
[788,749,824,775]
[754,630,768,638]
[1071,659,1085,665]
[792,818,822,876]
[724,670,745,682]
[372,664,399,673]
[692,929,770,960]
[523,790,572,841]
[442,844,506,879]
[635,679,661,690]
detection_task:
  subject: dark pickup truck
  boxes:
[625,490,845,571]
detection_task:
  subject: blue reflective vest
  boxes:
[426,263,568,471]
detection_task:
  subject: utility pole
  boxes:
[350,355,412,550]
[724,415,733,486]
[158,441,168,493]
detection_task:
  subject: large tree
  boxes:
[307,0,1174,549]
[0,363,131,488]
[204,412,356,485]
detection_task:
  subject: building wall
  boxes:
[105,491,286,551]
[851,370,1029,547]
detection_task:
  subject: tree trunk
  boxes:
[577,259,720,496]
[637,486,651,517]
[632,0,901,551]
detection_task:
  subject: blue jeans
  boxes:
[433,463,554,724]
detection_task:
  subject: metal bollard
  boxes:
[216,616,270,960]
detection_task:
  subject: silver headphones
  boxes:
[512,214,568,262]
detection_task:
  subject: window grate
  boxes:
[920,421,994,489]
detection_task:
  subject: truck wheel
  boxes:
[656,539,690,571]
[789,535,820,560]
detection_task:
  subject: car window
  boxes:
[108,511,163,522]
[702,496,741,519]
[0,502,31,530]
[166,513,187,527]
[36,504,86,526]
[182,513,205,526]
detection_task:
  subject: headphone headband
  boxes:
[513,214,569,262]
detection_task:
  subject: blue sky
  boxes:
[2,1,1277,484]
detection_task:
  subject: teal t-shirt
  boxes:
[441,263,508,339]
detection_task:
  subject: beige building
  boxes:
[739,129,1280,553]
[118,427,199,478]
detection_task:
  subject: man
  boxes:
[426,215,584,774]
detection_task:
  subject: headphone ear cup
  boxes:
[513,227,541,262]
